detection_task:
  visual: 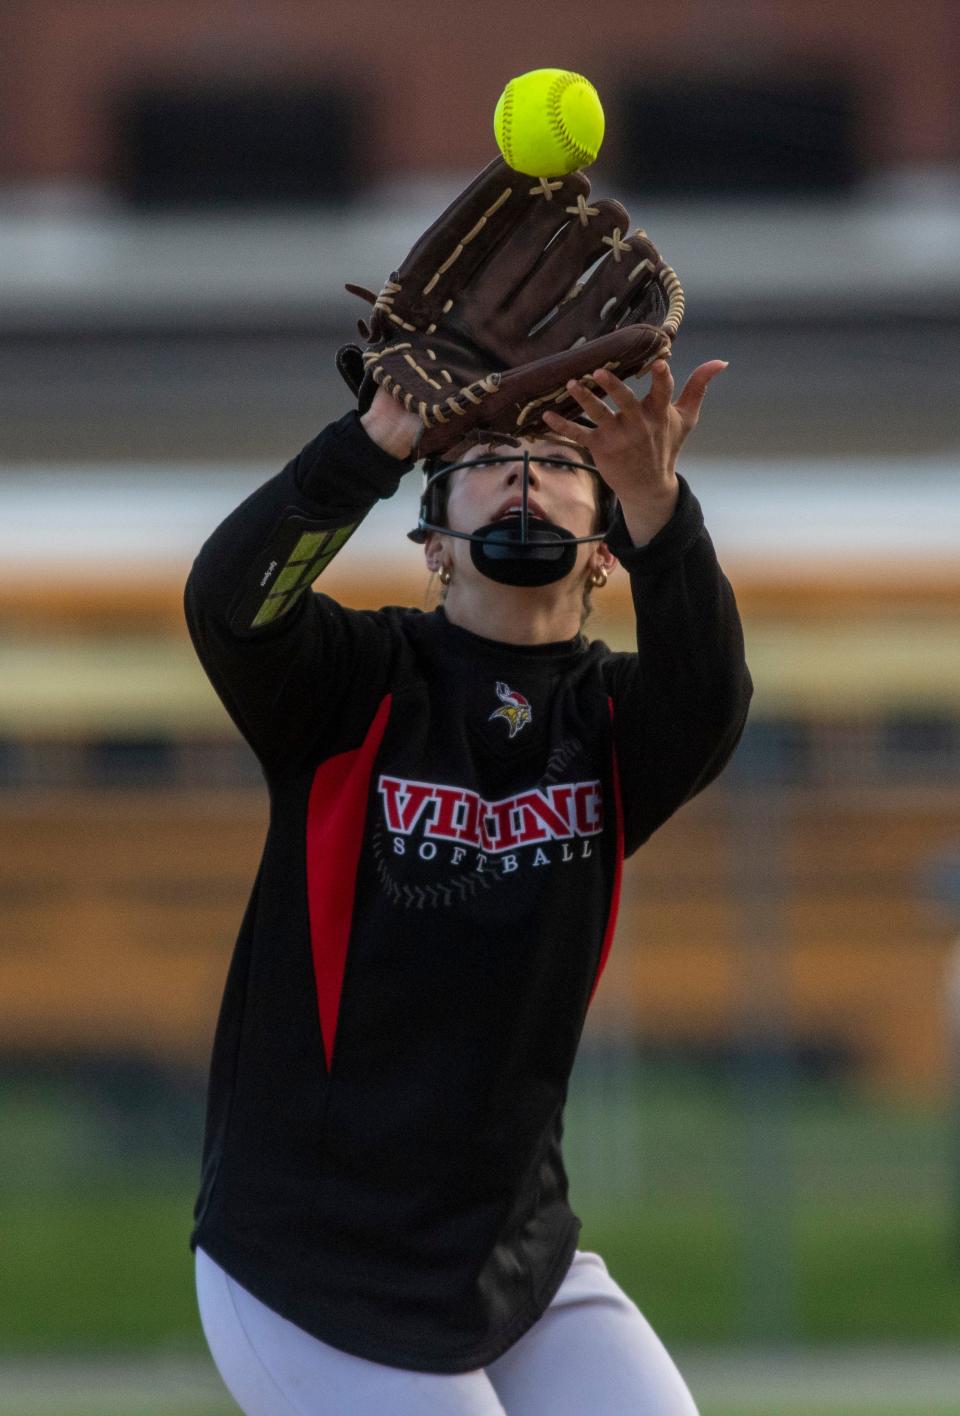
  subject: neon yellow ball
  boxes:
[494,68,605,177]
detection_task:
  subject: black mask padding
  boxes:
[469,518,577,586]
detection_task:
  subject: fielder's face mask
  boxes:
[407,441,617,588]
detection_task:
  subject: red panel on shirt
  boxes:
[590,698,624,1004]
[306,694,392,1070]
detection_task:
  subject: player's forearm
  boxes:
[609,504,752,848]
[187,413,410,637]
[184,413,410,768]
[610,477,752,768]
[616,473,680,547]
[622,481,749,719]
[630,533,751,725]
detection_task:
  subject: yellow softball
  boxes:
[493,69,605,177]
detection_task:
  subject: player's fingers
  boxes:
[674,360,729,425]
[564,378,616,421]
[643,359,675,415]
[542,407,595,442]
[590,366,638,413]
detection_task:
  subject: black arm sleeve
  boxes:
[601,476,753,855]
[184,411,414,772]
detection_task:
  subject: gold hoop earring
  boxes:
[438,566,452,586]
[589,568,608,589]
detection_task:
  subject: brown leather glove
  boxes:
[337,158,684,459]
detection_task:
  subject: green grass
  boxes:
[704,1410,959,1416]
[5,1185,958,1354]
[2,1067,959,1353]
[5,1393,957,1416]
[794,1204,960,1341]
[18,1410,234,1416]
[566,1062,960,1346]
[3,1187,201,1351]
[577,1198,960,1345]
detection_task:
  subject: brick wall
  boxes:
[2,0,957,183]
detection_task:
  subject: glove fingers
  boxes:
[527,324,670,394]
[531,229,665,352]
[488,199,631,345]
[387,159,590,329]
[456,185,615,321]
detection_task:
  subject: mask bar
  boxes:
[410,452,617,547]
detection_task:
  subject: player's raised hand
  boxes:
[542,358,727,544]
[360,384,423,461]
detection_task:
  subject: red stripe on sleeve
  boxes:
[589,697,624,1005]
[306,694,392,1071]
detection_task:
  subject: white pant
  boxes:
[196,1246,699,1415]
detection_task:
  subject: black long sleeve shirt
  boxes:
[185,410,752,1373]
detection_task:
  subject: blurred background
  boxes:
[2,2,959,1412]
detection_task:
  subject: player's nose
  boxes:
[503,459,541,489]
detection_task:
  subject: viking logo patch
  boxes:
[490,681,532,738]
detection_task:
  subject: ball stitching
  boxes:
[500,81,515,169]
[548,71,598,167]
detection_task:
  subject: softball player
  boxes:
[185,160,752,1413]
